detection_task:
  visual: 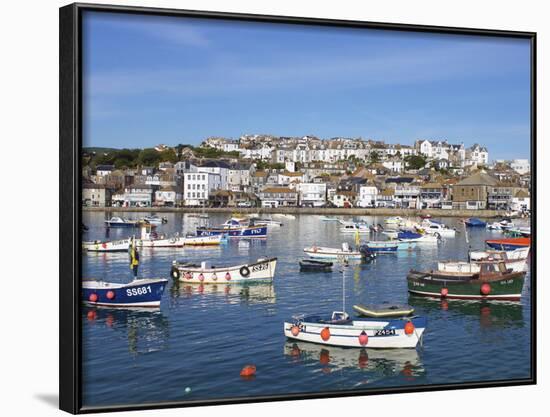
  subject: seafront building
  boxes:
[82,135,530,212]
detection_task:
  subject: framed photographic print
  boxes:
[59,2,536,413]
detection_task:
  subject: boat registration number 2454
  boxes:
[126,286,152,297]
[374,329,396,336]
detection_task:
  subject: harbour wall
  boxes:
[82,206,511,218]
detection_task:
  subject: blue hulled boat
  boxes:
[196,218,268,238]
[464,218,486,227]
[360,241,398,254]
[82,278,168,308]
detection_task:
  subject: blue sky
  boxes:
[82,11,531,160]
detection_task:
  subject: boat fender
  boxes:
[171,267,181,280]
[106,291,115,300]
[198,273,205,282]
[225,272,232,281]
[291,326,300,337]
[441,287,449,298]
[320,327,331,341]
[240,266,251,277]
[88,293,98,303]
[404,321,415,335]
[480,283,491,296]
[185,272,192,280]
[212,273,217,281]
[358,331,368,346]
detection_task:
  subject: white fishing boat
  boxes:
[303,242,362,260]
[170,257,277,283]
[285,263,426,349]
[274,213,296,220]
[182,234,223,246]
[339,222,370,234]
[320,216,340,222]
[104,216,139,228]
[437,257,527,273]
[252,218,284,227]
[469,246,530,261]
[83,239,130,252]
[384,216,403,226]
[419,220,456,238]
[137,226,223,247]
[142,215,168,225]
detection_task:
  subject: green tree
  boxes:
[138,148,162,166]
[159,149,178,163]
[369,151,380,163]
[404,155,427,170]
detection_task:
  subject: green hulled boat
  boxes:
[407,262,525,301]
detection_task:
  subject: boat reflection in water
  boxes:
[170,281,276,305]
[83,307,170,356]
[284,341,424,381]
[408,295,525,329]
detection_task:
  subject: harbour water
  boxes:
[81,212,532,407]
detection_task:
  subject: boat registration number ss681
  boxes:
[374,329,396,336]
[126,286,152,297]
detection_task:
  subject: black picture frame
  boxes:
[59,3,537,414]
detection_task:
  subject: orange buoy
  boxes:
[87,310,97,321]
[106,290,115,300]
[240,364,256,377]
[480,283,491,296]
[404,321,415,335]
[440,287,449,298]
[225,272,231,281]
[291,326,300,337]
[358,331,368,346]
[320,327,331,341]
[198,273,204,282]
[89,293,98,303]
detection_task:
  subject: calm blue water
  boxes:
[81,212,532,408]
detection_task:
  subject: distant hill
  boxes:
[83,147,120,154]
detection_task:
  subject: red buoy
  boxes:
[106,290,115,300]
[198,273,204,282]
[240,364,256,377]
[225,272,231,281]
[480,283,491,296]
[291,326,300,337]
[440,287,449,298]
[404,321,415,335]
[89,293,98,303]
[358,331,368,346]
[185,272,192,280]
[320,327,331,341]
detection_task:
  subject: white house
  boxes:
[511,159,530,175]
[183,172,221,206]
[154,187,180,207]
[358,184,378,208]
[295,183,327,207]
[511,189,530,212]
[467,144,489,166]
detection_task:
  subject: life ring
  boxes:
[240,266,251,277]
[171,267,181,280]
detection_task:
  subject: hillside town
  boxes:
[82,135,531,213]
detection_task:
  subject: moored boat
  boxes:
[299,259,333,272]
[463,217,486,227]
[196,218,268,239]
[469,247,530,262]
[384,216,403,226]
[419,219,456,238]
[303,243,362,260]
[171,257,277,283]
[104,216,139,228]
[142,215,168,225]
[353,304,415,318]
[485,237,530,250]
[360,241,398,253]
[182,234,223,246]
[83,239,130,252]
[320,216,340,222]
[407,261,526,301]
[339,222,370,234]
[284,311,426,348]
[82,278,168,308]
[252,218,284,227]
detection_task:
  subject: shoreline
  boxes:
[82,206,514,218]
